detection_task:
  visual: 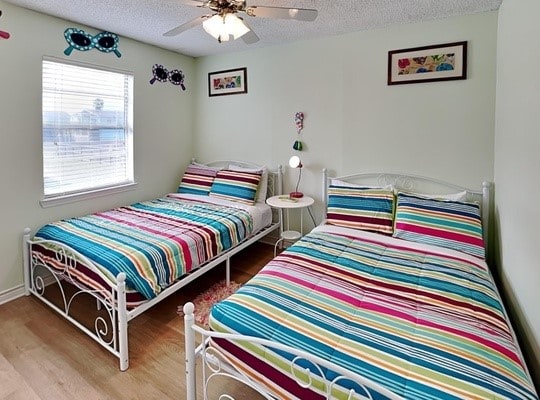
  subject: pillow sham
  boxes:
[177,163,220,196]
[229,164,268,203]
[209,169,262,205]
[393,192,485,259]
[326,185,394,234]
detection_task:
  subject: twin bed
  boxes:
[183,170,539,400]
[23,160,281,371]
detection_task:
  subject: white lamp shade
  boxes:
[289,155,303,198]
[289,155,302,168]
[203,13,249,42]
[226,14,250,39]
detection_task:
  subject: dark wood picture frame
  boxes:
[208,67,248,97]
[387,41,467,85]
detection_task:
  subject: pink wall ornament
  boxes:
[294,111,304,133]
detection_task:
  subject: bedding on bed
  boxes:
[32,194,263,301]
[209,224,538,400]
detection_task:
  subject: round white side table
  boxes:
[266,195,314,256]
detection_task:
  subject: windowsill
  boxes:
[40,182,138,208]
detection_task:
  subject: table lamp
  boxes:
[289,155,304,198]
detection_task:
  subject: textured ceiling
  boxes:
[4,0,502,58]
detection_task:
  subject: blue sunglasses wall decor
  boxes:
[149,64,186,90]
[64,28,122,57]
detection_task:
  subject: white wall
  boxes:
[495,0,540,386]
[193,12,498,226]
[2,0,537,387]
[0,1,196,298]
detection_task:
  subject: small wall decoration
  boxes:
[294,112,304,133]
[149,64,186,90]
[64,28,122,57]
[293,112,304,151]
[208,67,247,97]
[387,41,467,85]
[0,10,10,39]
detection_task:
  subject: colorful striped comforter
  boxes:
[33,195,253,299]
[209,225,538,400]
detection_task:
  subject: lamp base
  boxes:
[289,191,304,199]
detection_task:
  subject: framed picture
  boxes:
[387,41,467,85]
[208,67,247,97]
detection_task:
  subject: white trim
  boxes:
[43,55,134,76]
[0,285,25,305]
[40,182,138,208]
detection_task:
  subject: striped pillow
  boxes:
[209,170,262,205]
[326,185,394,234]
[393,192,485,259]
[177,164,219,196]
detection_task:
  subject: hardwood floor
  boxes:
[0,242,275,400]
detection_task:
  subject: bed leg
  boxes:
[23,228,31,296]
[117,273,129,371]
[184,302,197,400]
[226,258,230,286]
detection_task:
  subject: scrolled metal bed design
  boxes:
[23,160,282,371]
[183,170,539,400]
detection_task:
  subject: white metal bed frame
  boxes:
[22,160,282,371]
[182,170,533,400]
[182,302,405,400]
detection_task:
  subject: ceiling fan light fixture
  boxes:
[202,15,226,41]
[227,14,250,39]
[288,8,299,18]
[203,13,250,42]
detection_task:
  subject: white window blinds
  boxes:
[42,59,134,198]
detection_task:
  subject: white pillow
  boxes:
[229,164,268,203]
[400,190,468,202]
[331,179,467,202]
[331,178,393,191]
[191,161,224,171]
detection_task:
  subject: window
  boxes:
[42,58,134,203]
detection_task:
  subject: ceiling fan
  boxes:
[163,0,318,44]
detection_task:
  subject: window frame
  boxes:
[40,57,135,207]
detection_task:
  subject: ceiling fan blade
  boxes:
[180,0,207,6]
[241,26,259,44]
[163,15,211,36]
[245,6,318,21]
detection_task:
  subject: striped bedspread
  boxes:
[209,225,538,400]
[33,195,253,299]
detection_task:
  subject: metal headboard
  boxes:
[321,169,492,262]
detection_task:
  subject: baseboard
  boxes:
[0,274,58,305]
[0,284,25,305]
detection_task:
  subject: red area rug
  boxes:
[178,280,243,327]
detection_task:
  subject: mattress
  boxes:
[209,224,538,400]
[171,193,273,234]
[31,193,272,305]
